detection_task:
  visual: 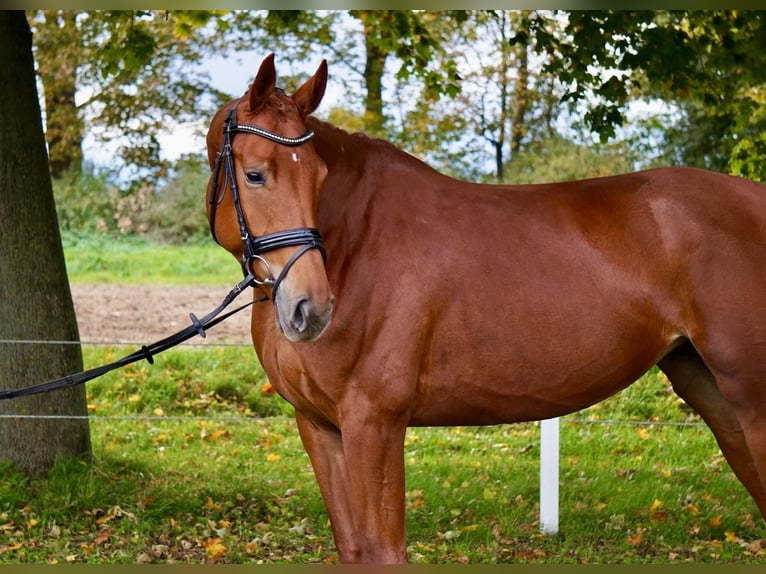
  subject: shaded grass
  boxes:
[0,347,763,564]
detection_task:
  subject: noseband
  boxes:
[208,100,327,302]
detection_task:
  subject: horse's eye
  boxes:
[245,171,266,186]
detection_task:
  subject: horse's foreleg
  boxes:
[295,411,361,563]
[659,343,766,518]
[340,412,409,563]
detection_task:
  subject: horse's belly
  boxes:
[407,308,678,427]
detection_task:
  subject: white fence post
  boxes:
[540,417,560,535]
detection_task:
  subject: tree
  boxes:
[537,10,766,180]
[31,10,470,184]
[242,10,463,138]
[391,11,568,182]
[0,11,91,477]
[30,10,228,182]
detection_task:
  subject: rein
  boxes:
[0,273,262,400]
[208,99,327,300]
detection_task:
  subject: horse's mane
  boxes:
[306,115,434,172]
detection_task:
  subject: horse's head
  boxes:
[206,54,333,343]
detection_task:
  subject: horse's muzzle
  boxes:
[274,288,334,343]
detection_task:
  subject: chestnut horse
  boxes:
[206,54,766,563]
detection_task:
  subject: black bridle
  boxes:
[208,99,327,301]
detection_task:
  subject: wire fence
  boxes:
[0,336,706,428]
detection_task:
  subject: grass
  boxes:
[1,350,763,564]
[62,232,239,286]
[0,231,763,563]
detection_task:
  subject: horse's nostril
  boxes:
[291,299,309,333]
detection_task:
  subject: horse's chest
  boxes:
[260,338,342,425]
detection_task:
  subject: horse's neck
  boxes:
[308,117,436,191]
[309,118,406,252]
[310,118,378,174]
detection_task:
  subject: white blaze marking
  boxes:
[292,152,299,162]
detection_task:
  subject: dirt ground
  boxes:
[70,284,255,346]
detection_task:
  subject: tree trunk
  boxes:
[510,30,529,156]
[37,10,84,178]
[0,11,91,477]
[359,13,388,137]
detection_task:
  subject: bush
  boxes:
[53,155,213,245]
[52,167,120,234]
[135,154,212,244]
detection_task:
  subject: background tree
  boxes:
[538,10,766,181]
[239,10,463,138]
[30,10,229,183]
[390,11,590,182]
[0,10,91,477]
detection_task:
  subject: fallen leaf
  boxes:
[205,537,227,560]
[80,543,94,556]
[94,528,111,546]
[725,531,739,543]
[439,530,462,540]
[709,515,723,528]
[0,542,22,555]
[266,453,281,463]
[207,429,229,441]
[95,506,134,525]
[261,381,274,395]
[627,530,644,546]
[685,503,701,516]
[741,514,757,529]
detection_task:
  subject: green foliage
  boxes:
[52,169,120,234]
[541,10,766,178]
[135,155,212,244]
[53,155,214,245]
[98,12,158,79]
[33,10,766,191]
[730,133,766,183]
[501,135,636,184]
[30,10,229,184]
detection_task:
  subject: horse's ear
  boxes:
[292,59,328,118]
[248,53,277,113]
